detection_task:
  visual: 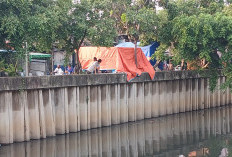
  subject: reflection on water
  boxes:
[1,106,232,157]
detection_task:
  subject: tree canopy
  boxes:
[1,0,232,91]
[152,0,232,91]
[0,0,117,71]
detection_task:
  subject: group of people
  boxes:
[53,64,74,75]
[53,57,102,75]
[154,59,187,72]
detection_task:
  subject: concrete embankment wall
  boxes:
[0,106,231,156]
[0,71,231,144]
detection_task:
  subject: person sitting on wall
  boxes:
[168,60,174,70]
[65,64,74,74]
[93,57,98,73]
[54,65,64,75]
[86,59,102,74]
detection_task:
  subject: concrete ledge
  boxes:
[0,70,217,91]
[129,70,211,83]
[0,73,127,91]
[154,70,201,81]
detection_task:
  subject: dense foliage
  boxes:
[152,0,232,91]
[1,0,232,90]
[0,0,116,73]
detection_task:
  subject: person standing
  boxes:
[168,60,174,70]
[181,59,187,70]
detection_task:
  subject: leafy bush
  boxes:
[0,60,5,72]
[4,64,17,76]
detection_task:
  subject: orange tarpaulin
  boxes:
[79,47,155,81]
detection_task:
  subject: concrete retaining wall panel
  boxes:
[0,92,13,144]
[68,87,77,132]
[220,77,226,106]
[172,80,180,114]
[216,78,221,107]
[101,85,111,126]
[76,87,80,131]
[0,72,231,144]
[226,87,230,105]
[12,91,25,142]
[210,85,216,108]
[128,83,136,121]
[27,90,40,139]
[79,87,88,130]
[185,79,192,112]
[110,85,118,124]
[144,82,152,118]
[198,79,205,110]
[166,81,173,115]
[159,81,167,116]
[97,86,102,127]
[204,78,209,109]
[64,88,69,133]
[179,80,186,113]
[90,86,98,128]
[136,83,144,120]
[152,82,160,117]
[54,89,65,134]
[193,79,199,110]
[38,90,46,138]
[23,91,30,141]
[43,89,55,136]
[119,84,128,123]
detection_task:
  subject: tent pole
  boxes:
[134,40,138,68]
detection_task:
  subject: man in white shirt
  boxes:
[86,59,102,74]
[54,65,64,75]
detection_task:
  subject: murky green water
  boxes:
[1,106,232,157]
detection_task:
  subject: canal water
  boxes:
[1,106,232,157]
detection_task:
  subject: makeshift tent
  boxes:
[116,42,159,58]
[116,42,161,68]
[79,47,155,81]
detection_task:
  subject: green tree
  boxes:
[0,0,63,52]
[50,0,117,70]
[0,0,117,73]
[152,0,232,90]
[0,0,64,75]
[109,0,158,66]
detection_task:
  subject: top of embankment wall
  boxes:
[0,71,214,91]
